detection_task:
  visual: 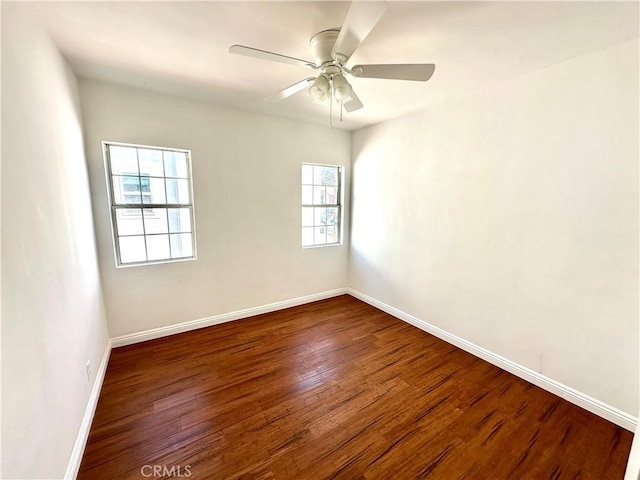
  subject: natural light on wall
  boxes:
[349,144,381,256]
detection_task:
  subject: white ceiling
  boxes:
[34,1,639,131]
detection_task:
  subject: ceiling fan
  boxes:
[229,2,435,123]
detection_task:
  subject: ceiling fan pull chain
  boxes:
[329,76,333,129]
[230,2,435,123]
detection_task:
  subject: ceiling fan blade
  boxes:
[350,64,435,81]
[343,90,363,112]
[331,2,387,62]
[229,45,317,69]
[264,78,315,103]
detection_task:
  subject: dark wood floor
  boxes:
[79,295,632,479]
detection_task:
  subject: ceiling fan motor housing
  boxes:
[310,29,341,65]
[228,2,434,116]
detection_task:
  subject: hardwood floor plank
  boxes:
[78,295,633,479]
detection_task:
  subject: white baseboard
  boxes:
[111,288,349,348]
[63,288,348,478]
[64,286,634,480]
[64,340,112,479]
[347,288,637,432]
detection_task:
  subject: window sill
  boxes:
[302,243,343,250]
[115,256,197,268]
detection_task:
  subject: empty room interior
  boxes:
[2,1,639,479]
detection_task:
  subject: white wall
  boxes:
[1,4,110,479]
[79,80,351,338]
[350,39,639,417]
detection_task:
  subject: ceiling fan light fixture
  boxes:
[309,75,330,102]
[229,2,435,124]
[332,73,353,101]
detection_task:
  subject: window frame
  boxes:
[103,141,197,268]
[301,162,343,248]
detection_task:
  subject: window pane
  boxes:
[314,166,338,186]
[143,208,168,234]
[313,186,326,205]
[166,178,190,204]
[138,149,164,177]
[107,143,195,266]
[325,186,338,205]
[314,226,327,245]
[143,177,166,204]
[314,207,327,225]
[112,176,142,204]
[115,209,143,236]
[326,226,338,243]
[325,207,338,226]
[119,236,146,263]
[301,163,341,247]
[170,233,193,258]
[302,207,314,227]
[302,165,313,184]
[168,208,192,233]
[302,227,314,247]
[122,176,143,192]
[146,234,170,261]
[164,151,188,178]
[123,195,140,204]
[302,185,312,205]
[109,146,138,175]
[141,177,152,192]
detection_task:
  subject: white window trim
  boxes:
[103,141,198,268]
[301,162,344,249]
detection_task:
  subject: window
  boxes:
[301,163,342,247]
[104,142,196,266]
